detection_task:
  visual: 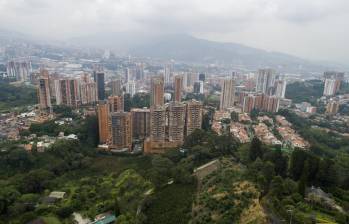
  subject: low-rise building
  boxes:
[230,122,250,143]
[253,123,281,145]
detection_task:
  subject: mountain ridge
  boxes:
[1,29,347,72]
[69,33,346,72]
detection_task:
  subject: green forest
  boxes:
[0,109,349,223]
[285,80,324,104]
[0,81,37,112]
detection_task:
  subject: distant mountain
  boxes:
[70,33,347,72]
[1,29,346,72]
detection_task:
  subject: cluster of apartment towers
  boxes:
[37,69,101,112]
[97,75,203,153]
[36,67,204,153]
[36,67,287,153]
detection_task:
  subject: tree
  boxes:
[316,158,337,187]
[262,161,275,186]
[79,115,99,147]
[249,137,263,161]
[298,174,306,197]
[56,206,73,219]
[250,109,260,120]
[263,149,288,177]
[53,105,74,118]
[3,148,34,172]
[290,150,307,180]
[0,187,20,215]
[132,93,150,108]
[213,135,238,156]
[183,129,208,148]
[149,155,174,187]
[151,155,174,176]
[113,169,153,214]
[20,169,54,193]
[270,176,284,198]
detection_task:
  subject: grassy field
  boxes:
[144,183,196,224]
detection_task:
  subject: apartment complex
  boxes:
[220,78,236,111]
[110,112,132,150]
[243,93,280,113]
[38,69,52,112]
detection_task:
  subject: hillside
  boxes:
[70,33,345,72]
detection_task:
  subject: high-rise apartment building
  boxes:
[150,77,164,107]
[108,95,124,112]
[242,95,255,113]
[168,102,186,144]
[199,73,205,82]
[182,72,188,89]
[164,64,172,85]
[110,112,132,150]
[323,79,340,96]
[193,81,201,94]
[174,75,183,102]
[94,72,105,100]
[131,108,151,140]
[126,81,136,97]
[150,106,166,142]
[126,68,136,82]
[187,73,198,87]
[323,72,343,96]
[80,75,97,105]
[242,94,279,113]
[97,102,110,144]
[38,69,51,112]
[54,79,80,107]
[111,79,123,96]
[199,81,204,94]
[7,61,31,81]
[48,73,60,100]
[274,80,287,98]
[326,100,340,115]
[220,78,236,111]
[136,64,144,80]
[185,100,203,136]
[263,95,280,113]
[256,69,275,94]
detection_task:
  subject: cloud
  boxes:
[271,0,349,23]
[1,0,348,35]
[0,0,348,64]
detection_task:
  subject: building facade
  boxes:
[110,112,132,150]
[256,69,275,94]
[168,102,186,144]
[97,102,110,144]
[186,100,203,136]
[131,108,151,140]
[150,106,166,142]
[38,70,52,112]
[150,77,164,107]
[220,78,236,111]
[108,95,124,112]
[174,75,183,102]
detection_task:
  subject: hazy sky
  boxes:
[0,0,348,64]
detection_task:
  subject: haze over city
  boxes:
[1,1,349,223]
[1,0,349,64]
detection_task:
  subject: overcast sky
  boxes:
[0,0,348,64]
